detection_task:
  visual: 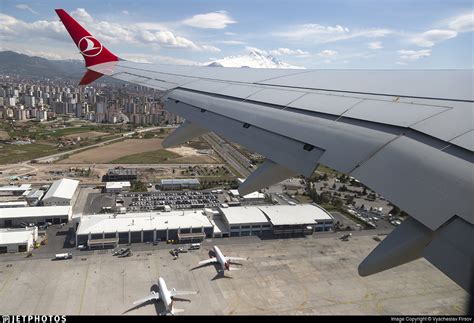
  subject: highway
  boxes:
[202,133,251,178]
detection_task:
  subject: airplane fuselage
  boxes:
[158,277,173,313]
[213,246,229,271]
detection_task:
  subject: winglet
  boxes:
[55,9,119,68]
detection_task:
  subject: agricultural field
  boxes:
[0,142,57,164]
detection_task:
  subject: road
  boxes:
[202,133,251,178]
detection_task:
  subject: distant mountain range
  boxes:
[0,49,303,83]
[205,48,305,69]
[0,51,84,80]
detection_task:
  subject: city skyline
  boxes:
[0,0,472,69]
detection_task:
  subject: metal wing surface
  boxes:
[56,9,474,292]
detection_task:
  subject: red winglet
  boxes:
[79,69,104,85]
[55,9,119,67]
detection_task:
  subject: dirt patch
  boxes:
[57,138,165,163]
[0,130,10,140]
[63,131,108,140]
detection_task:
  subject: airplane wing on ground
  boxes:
[226,257,247,262]
[55,9,473,293]
[170,289,199,297]
[133,292,160,305]
[198,258,218,266]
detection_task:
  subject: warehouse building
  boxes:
[25,190,45,206]
[160,179,200,190]
[0,227,38,253]
[76,210,213,248]
[220,206,271,237]
[0,184,32,196]
[259,204,334,236]
[0,201,28,208]
[0,206,72,227]
[218,204,334,237]
[42,179,79,206]
[105,182,131,193]
[104,167,137,182]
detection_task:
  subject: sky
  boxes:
[0,0,472,69]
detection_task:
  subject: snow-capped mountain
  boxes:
[204,48,305,69]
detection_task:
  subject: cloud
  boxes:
[183,11,236,29]
[368,41,383,49]
[276,23,392,43]
[122,10,130,15]
[219,40,246,45]
[398,49,431,61]
[396,61,408,65]
[411,29,457,47]
[269,48,309,56]
[318,49,338,57]
[15,4,38,14]
[448,12,474,32]
[0,9,220,53]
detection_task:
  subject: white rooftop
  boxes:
[0,206,71,219]
[258,204,333,226]
[0,184,32,192]
[220,206,269,225]
[0,201,28,207]
[106,182,131,189]
[77,210,213,235]
[43,179,79,201]
[0,228,35,245]
[242,192,265,199]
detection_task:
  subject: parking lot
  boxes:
[122,191,220,211]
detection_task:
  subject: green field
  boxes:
[0,143,58,164]
[111,149,181,164]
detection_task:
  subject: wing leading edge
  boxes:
[56,9,474,293]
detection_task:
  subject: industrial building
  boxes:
[25,189,45,206]
[0,201,28,208]
[0,206,72,227]
[104,167,137,182]
[0,227,38,253]
[105,181,131,193]
[76,210,213,248]
[42,179,79,206]
[218,204,334,237]
[160,179,200,190]
[259,204,334,236]
[220,206,272,237]
[0,184,32,196]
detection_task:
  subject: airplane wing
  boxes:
[198,258,218,266]
[133,292,160,305]
[56,9,473,292]
[226,257,247,262]
[170,289,199,297]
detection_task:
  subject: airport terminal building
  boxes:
[219,204,334,237]
[76,210,214,248]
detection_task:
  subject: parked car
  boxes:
[54,253,72,260]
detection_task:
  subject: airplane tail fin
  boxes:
[55,9,119,84]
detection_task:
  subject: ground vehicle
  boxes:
[113,248,130,256]
[189,243,201,250]
[54,253,72,260]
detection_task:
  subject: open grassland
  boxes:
[0,142,57,164]
[112,149,181,164]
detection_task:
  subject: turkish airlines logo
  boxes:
[78,36,102,57]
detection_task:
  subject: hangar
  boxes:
[0,227,38,253]
[219,206,271,237]
[0,206,72,227]
[76,210,214,248]
[42,179,79,206]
